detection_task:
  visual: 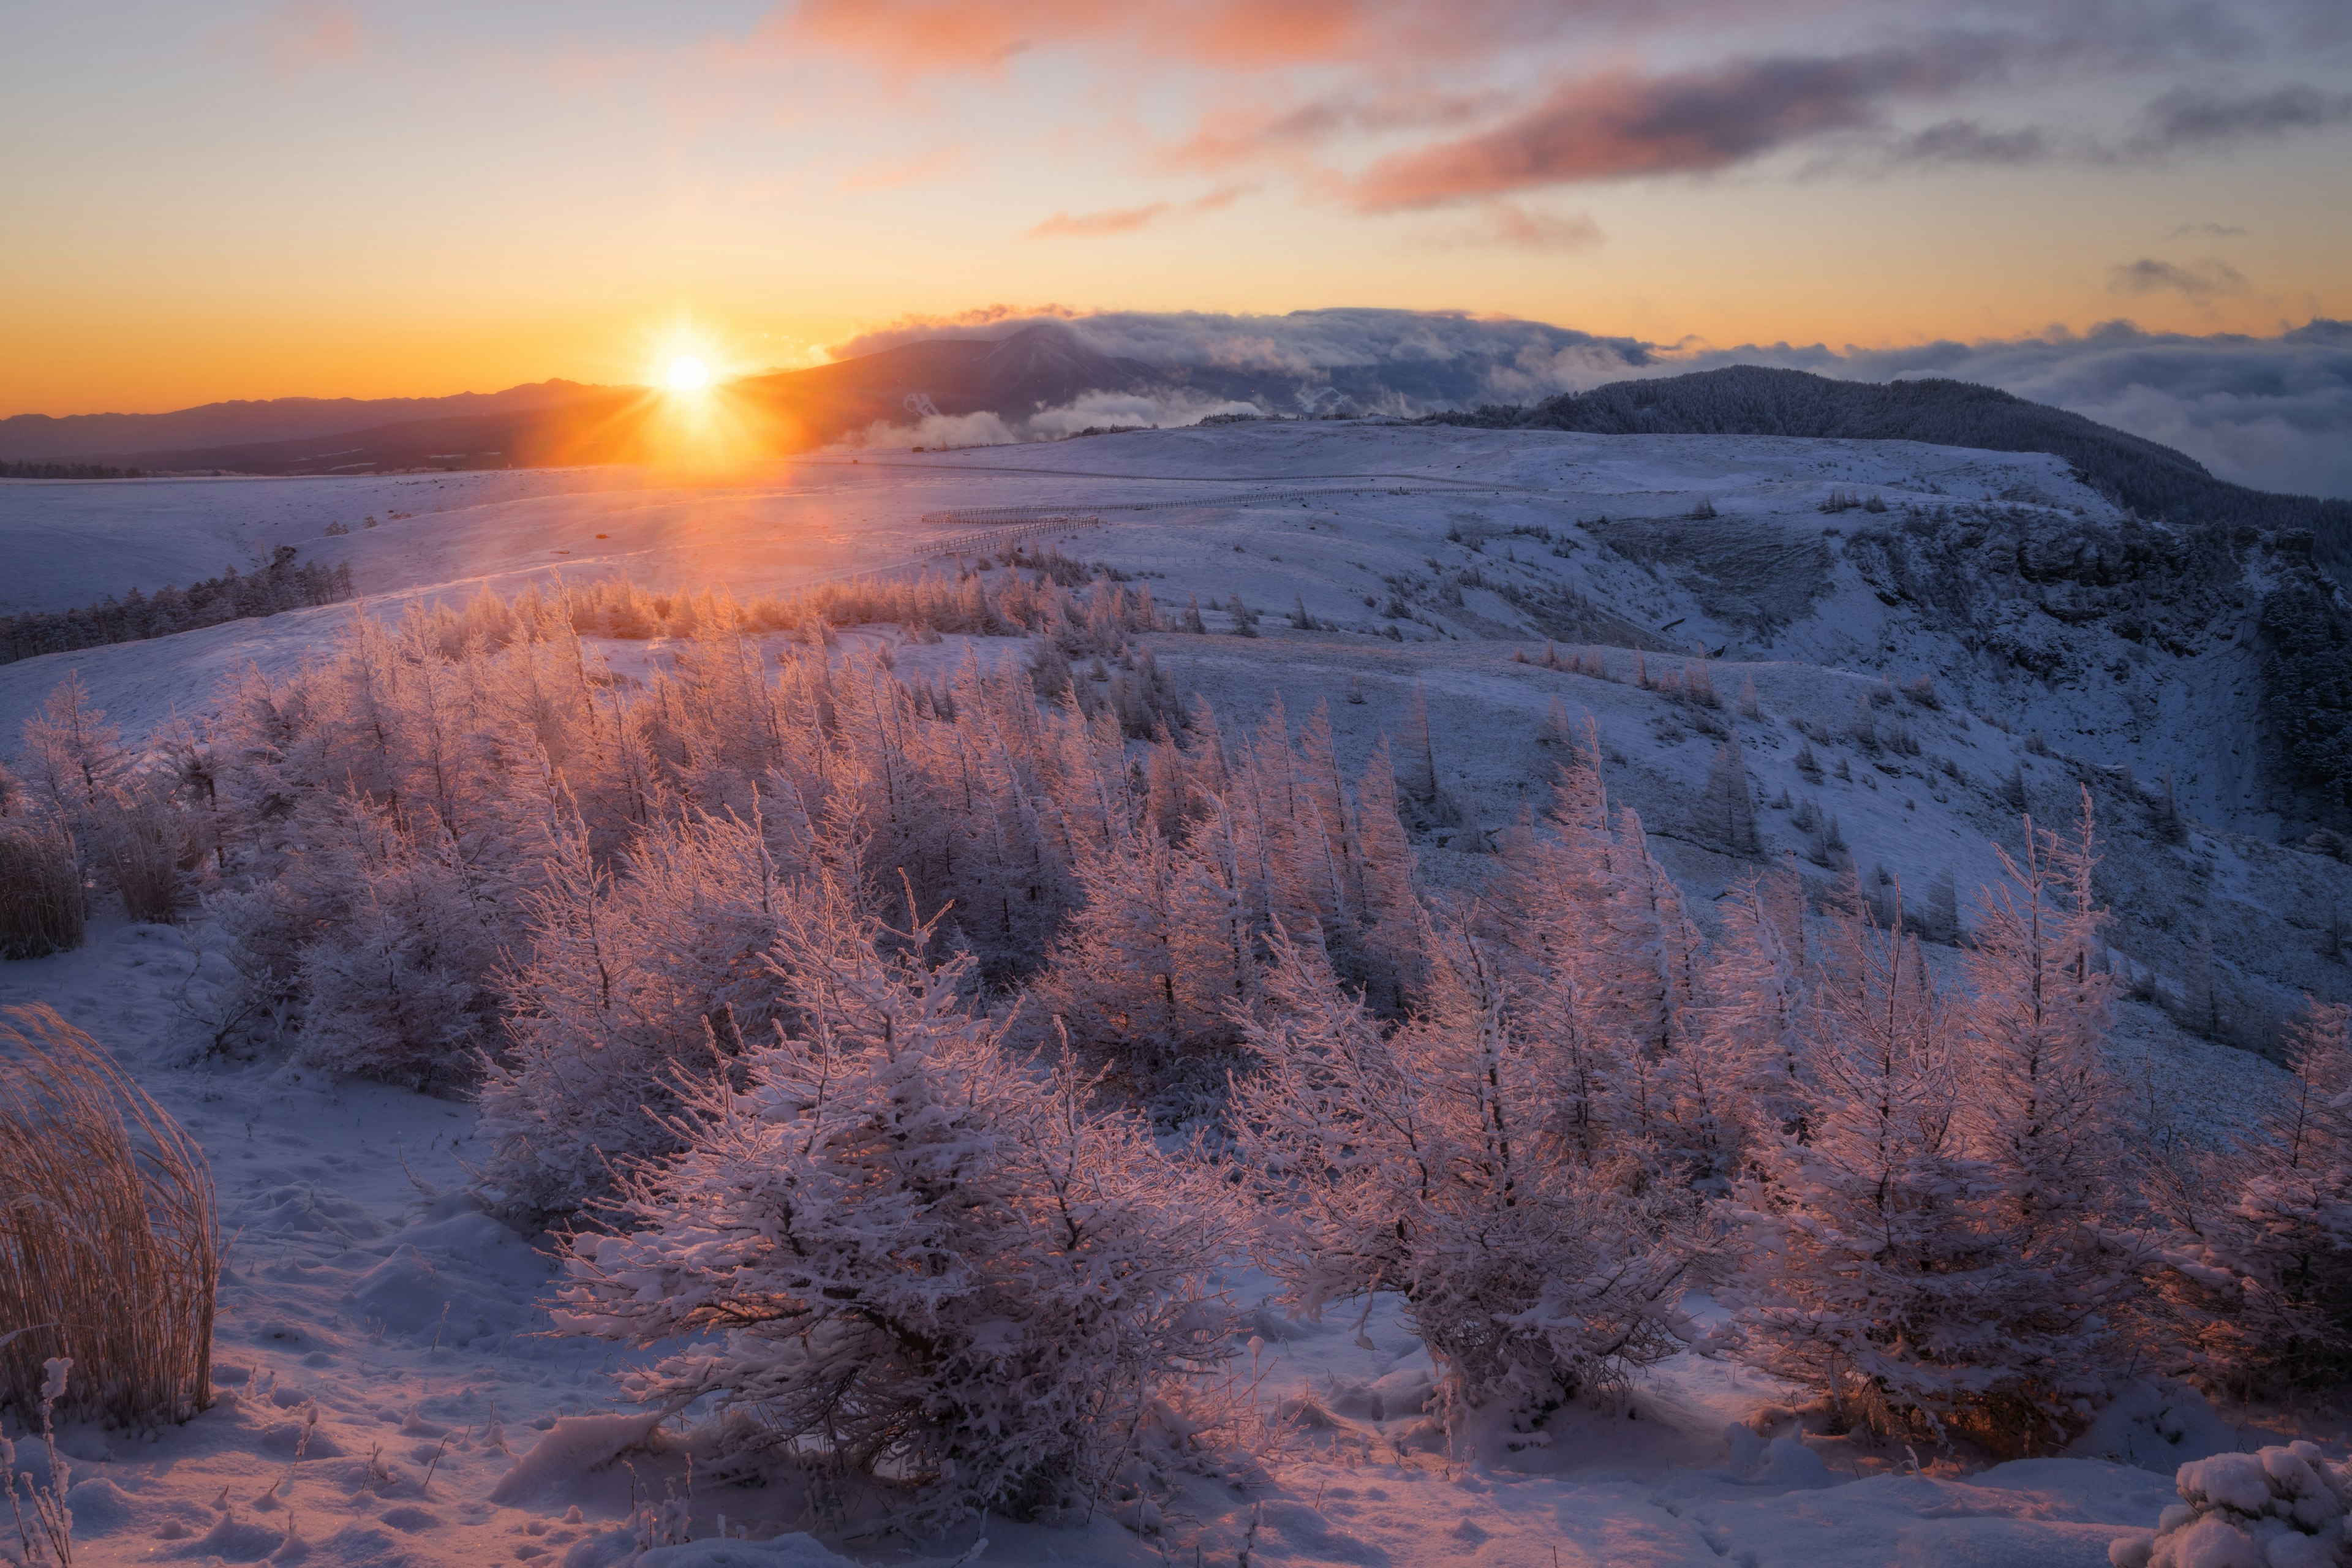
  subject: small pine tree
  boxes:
[1395,684,1439,805]
[1732,880,1992,1443]
[1945,791,2136,1447]
[1704,735,1760,858]
[1232,927,1691,1423]
[2150,998,2352,1392]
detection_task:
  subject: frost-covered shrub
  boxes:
[2112,1444,2352,1568]
[554,895,1243,1532]
[476,810,803,1219]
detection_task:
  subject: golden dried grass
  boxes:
[0,830,82,960]
[0,1006,216,1427]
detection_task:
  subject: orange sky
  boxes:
[4,1,2347,414]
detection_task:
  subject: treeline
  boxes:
[0,546,355,665]
[0,459,145,480]
[1432,365,2352,581]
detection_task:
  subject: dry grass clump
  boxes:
[97,797,184,925]
[0,1006,216,1427]
[0,831,83,960]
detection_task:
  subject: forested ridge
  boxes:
[0,545,353,665]
[1434,365,2352,581]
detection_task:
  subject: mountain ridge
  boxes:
[0,379,616,462]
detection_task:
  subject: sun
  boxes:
[665,355,710,393]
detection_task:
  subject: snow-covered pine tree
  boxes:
[1731,874,2008,1446]
[1703,734,1760,858]
[1698,862,1812,1151]
[1232,926,1690,1427]
[2149,997,2352,1393]
[556,888,1241,1531]
[1946,789,2138,1445]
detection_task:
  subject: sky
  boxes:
[3,0,2349,420]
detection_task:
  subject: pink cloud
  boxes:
[1025,184,1250,239]
[839,146,970,191]
[258,1,366,76]
[1028,202,1173,238]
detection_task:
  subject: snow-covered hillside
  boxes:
[7,421,2342,1019]
[2,421,2348,1568]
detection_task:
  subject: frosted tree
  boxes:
[1730,878,2008,1445]
[282,785,527,1090]
[1698,862,1812,1152]
[18,671,126,826]
[2150,997,2352,1392]
[1394,682,1439,807]
[1945,791,2138,1442]
[477,805,807,1218]
[1233,926,1693,1427]
[556,892,1242,1531]
[1023,818,1248,1099]
[1703,734,1760,858]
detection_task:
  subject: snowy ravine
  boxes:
[2,421,2346,1567]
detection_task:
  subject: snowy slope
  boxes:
[2,421,2345,1568]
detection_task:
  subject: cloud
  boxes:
[1348,45,2010,209]
[1414,202,1604,252]
[222,0,367,77]
[1028,203,1172,238]
[2106,257,2250,299]
[1167,83,1509,171]
[840,410,1020,451]
[823,307,2352,499]
[1887,118,2052,167]
[777,0,1564,77]
[784,0,1379,75]
[2160,222,2250,240]
[829,306,1659,409]
[1027,389,1265,437]
[1025,185,1248,238]
[839,146,968,191]
[2131,83,2352,153]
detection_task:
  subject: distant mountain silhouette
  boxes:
[1,325,1174,475]
[9,344,2345,584]
[0,380,616,462]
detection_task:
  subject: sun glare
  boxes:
[665,355,710,393]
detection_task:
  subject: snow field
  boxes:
[2,422,2346,1567]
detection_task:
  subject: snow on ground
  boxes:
[2,422,2342,1566]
